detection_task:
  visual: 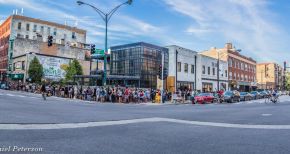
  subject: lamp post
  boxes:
[77,0,133,86]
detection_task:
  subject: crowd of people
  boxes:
[3,82,197,103]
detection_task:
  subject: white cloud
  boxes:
[186,27,211,35]
[163,0,289,62]
[0,0,167,45]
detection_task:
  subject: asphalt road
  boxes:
[1,89,290,154]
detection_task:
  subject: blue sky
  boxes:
[0,0,289,64]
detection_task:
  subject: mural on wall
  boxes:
[30,55,70,81]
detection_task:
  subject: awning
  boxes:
[9,73,24,80]
[238,81,250,86]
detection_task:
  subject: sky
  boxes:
[0,0,290,64]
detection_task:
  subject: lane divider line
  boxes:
[1,117,290,130]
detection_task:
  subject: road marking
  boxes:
[1,117,290,130]
[6,94,15,96]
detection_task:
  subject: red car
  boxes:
[194,93,214,104]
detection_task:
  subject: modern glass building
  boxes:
[110,42,169,88]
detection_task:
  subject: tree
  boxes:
[28,57,43,83]
[65,59,83,82]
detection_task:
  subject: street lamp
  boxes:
[77,0,133,86]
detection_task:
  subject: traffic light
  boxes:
[284,61,287,71]
[91,44,96,54]
[163,68,168,80]
[47,35,53,47]
[158,64,162,80]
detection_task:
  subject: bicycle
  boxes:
[265,94,279,103]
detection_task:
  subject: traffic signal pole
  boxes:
[77,0,133,87]
[161,52,164,103]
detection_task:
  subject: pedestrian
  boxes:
[40,82,46,101]
[124,87,130,103]
[118,88,123,103]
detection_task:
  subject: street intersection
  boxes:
[1,89,290,154]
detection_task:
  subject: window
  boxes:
[22,61,25,70]
[33,25,37,32]
[26,23,30,31]
[208,67,210,75]
[25,35,29,39]
[233,73,236,79]
[53,28,57,35]
[47,27,51,35]
[241,63,244,70]
[225,70,228,77]
[202,65,205,74]
[177,62,181,72]
[184,63,188,73]
[229,58,232,67]
[18,22,21,30]
[72,32,76,39]
[41,26,44,33]
[212,67,215,76]
[13,63,15,71]
[229,72,232,79]
[191,65,195,74]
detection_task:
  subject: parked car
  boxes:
[240,92,252,101]
[259,91,270,98]
[194,93,214,104]
[250,91,262,99]
[223,91,240,103]
[0,83,8,90]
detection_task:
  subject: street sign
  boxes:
[94,49,105,55]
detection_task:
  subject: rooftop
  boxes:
[11,15,86,35]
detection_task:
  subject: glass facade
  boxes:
[110,42,169,88]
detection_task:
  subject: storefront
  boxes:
[238,81,251,92]
[177,81,194,91]
[202,82,213,92]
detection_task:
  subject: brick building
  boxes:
[256,63,284,90]
[0,16,12,81]
[0,14,94,82]
[200,43,257,92]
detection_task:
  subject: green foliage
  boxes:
[28,57,43,83]
[65,59,83,82]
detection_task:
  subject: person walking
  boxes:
[40,82,46,101]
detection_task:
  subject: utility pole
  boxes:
[77,0,133,86]
[217,52,220,91]
[161,52,164,103]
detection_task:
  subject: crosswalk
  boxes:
[0,93,38,99]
